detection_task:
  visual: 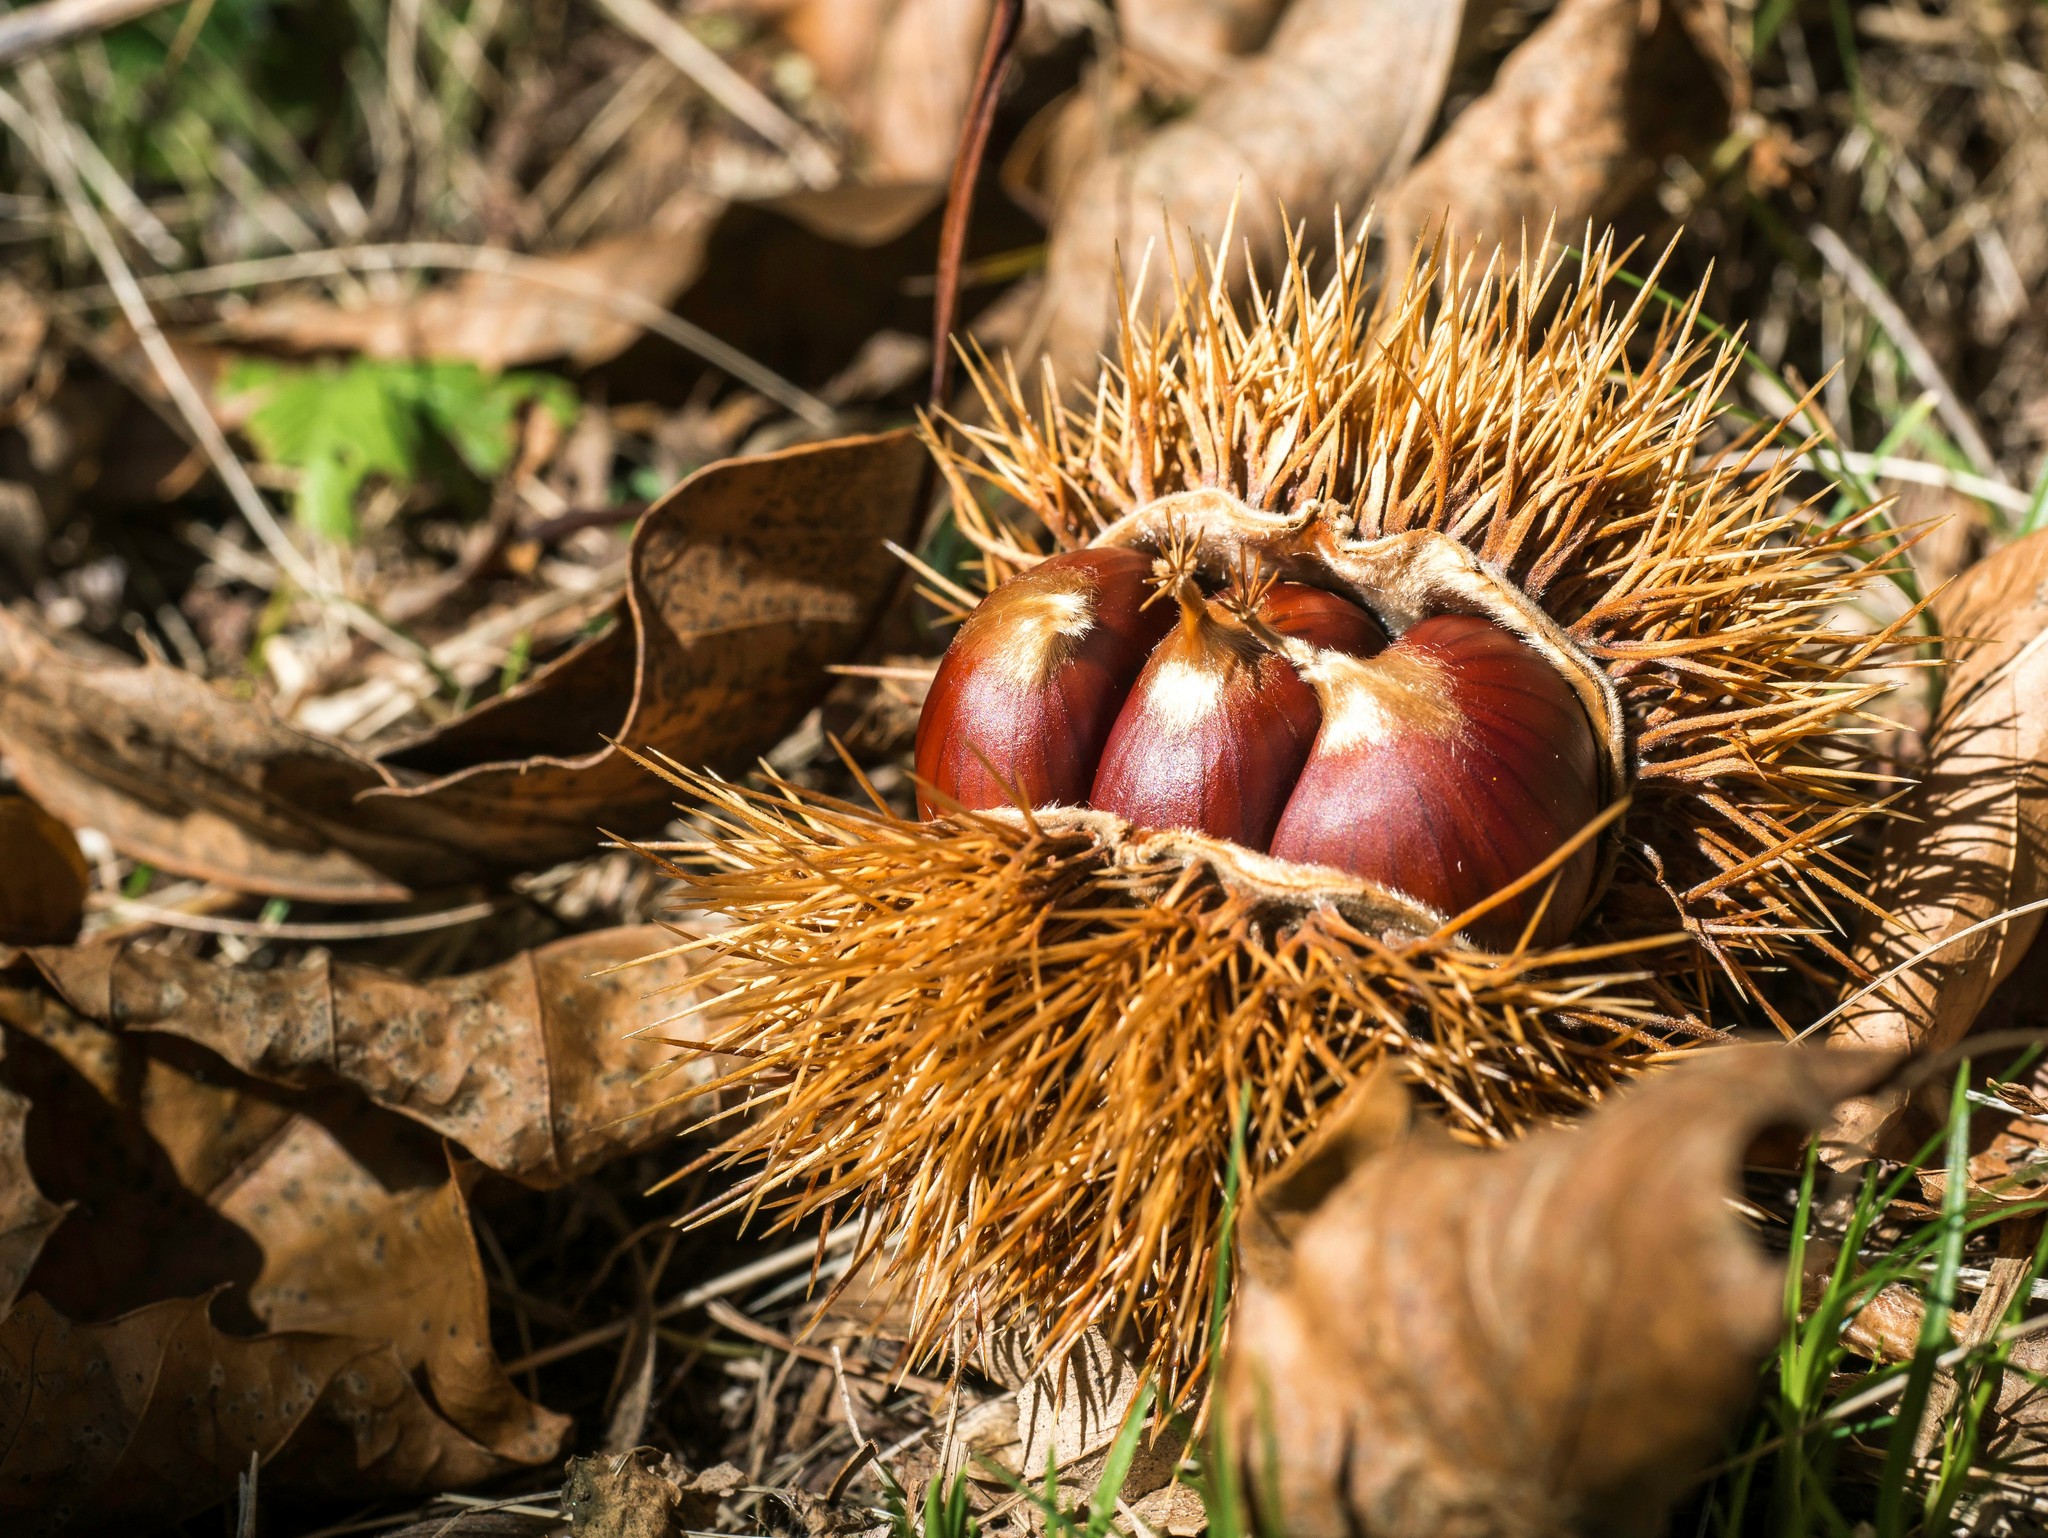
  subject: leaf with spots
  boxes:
[0,973,569,1533]
[0,430,926,901]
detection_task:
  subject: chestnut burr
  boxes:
[915,547,1172,816]
[1088,580,1322,851]
[1269,613,1602,947]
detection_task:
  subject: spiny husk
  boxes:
[642,223,1914,1393]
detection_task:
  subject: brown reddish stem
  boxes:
[928,0,1025,417]
[902,0,1025,557]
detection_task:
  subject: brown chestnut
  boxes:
[1088,580,1322,851]
[915,547,1172,816]
[1257,582,1389,658]
[1268,613,1602,948]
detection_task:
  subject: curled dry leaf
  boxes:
[0,617,422,901]
[369,428,925,858]
[219,191,725,370]
[29,924,703,1187]
[0,974,568,1530]
[1029,0,1468,385]
[1378,0,1739,259]
[1827,530,2048,1158]
[736,0,1033,246]
[0,430,926,899]
[1118,0,1289,88]
[785,0,986,187]
[1227,1046,1888,1538]
[0,795,87,946]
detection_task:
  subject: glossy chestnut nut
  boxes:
[1268,613,1602,948]
[915,547,1172,816]
[1257,582,1389,658]
[1087,582,1322,851]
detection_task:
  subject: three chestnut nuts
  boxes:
[914,543,1604,949]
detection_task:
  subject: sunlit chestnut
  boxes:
[1257,582,1389,658]
[1088,578,1321,851]
[915,547,1172,816]
[1268,613,1602,948]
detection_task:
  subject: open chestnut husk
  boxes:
[646,227,1903,1392]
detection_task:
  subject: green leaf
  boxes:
[222,357,575,542]
[407,361,574,477]
[1085,1382,1154,1538]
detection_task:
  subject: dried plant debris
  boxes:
[219,191,727,371]
[0,430,926,897]
[1226,1046,1889,1538]
[0,977,567,1531]
[1379,0,1739,257]
[1028,0,1468,385]
[1828,530,2048,1158]
[27,925,703,1187]
[560,1449,746,1538]
[0,794,86,946]
[0,1080,62,1311]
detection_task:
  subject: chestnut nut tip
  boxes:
[1088,587,1322,852]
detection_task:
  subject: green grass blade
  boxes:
[2019,452,2048,537]
[1874,1064,1973,1535]
[1085,1383,1156,1538]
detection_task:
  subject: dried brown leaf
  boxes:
[0,794,86,945]
[0,430,926,897]
[0,1079,63,1311]
[220,193,722,369]
[0,1285,548,1537]
[29,925,703,1187]
[996,1328,1183,1508]
[1119,0,1289,88]
[220,1128,565,1469]
[1030,0,1468,385]
[782,0,985,187]
[1963,1326,2048,1489]
[1226,1046,1887,1538]
[364,428,926,859]
[1827,530,2048,1157]
[0,610,450,902]
[1379,0,1738,258]
[0,977,568,1529]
